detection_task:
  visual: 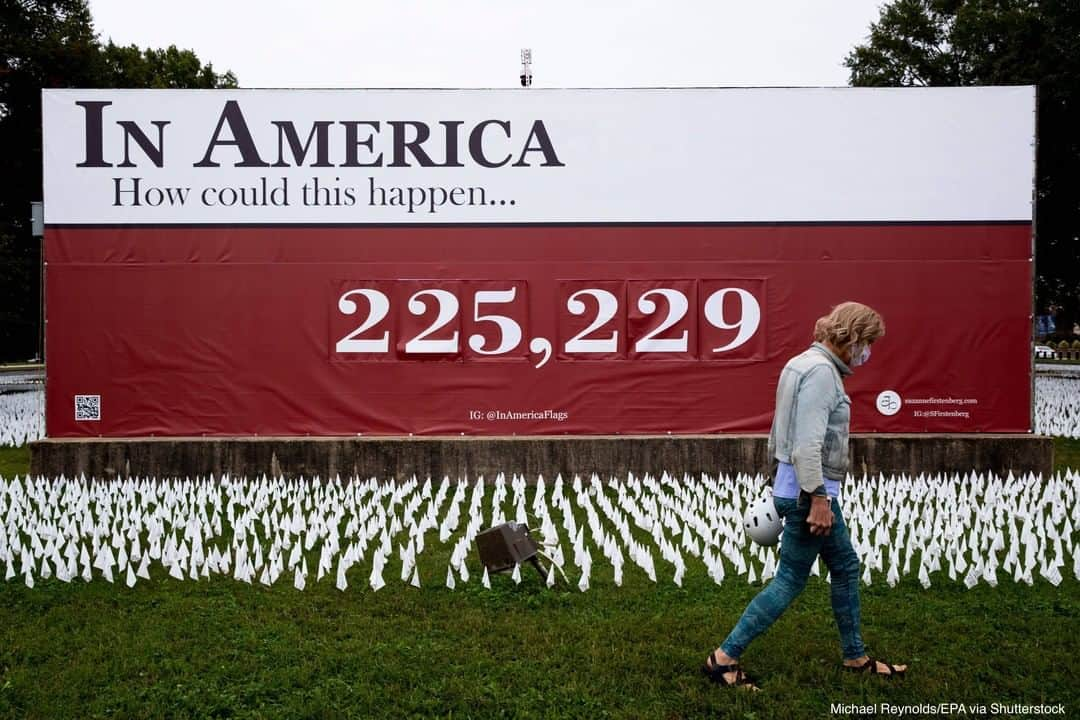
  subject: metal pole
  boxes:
[38,232,44,363]
[29,202,44,364]
[520,48,532,87]
[30,201,46,441]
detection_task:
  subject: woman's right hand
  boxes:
[808,496,834,535]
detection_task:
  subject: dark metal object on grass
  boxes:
[475,522,550,581]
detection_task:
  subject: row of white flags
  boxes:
[0,469,1077,593]
[1034,375,1080,439]
[0,390,43,448]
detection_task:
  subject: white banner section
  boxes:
[42,87,1035,225]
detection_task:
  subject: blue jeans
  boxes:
[720,496,866,660]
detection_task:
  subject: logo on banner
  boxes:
[875,390,901,416]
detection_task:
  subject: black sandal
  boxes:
[843,656,906,678]
[701,650,760,690]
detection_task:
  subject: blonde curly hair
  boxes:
[813,301,885,355]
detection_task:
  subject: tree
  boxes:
[0,0,236,363]
[844,0,1080,338]
[0,0,101,362]
[100,41,237,89]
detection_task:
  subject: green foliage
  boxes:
[0,0,236,362]
[0,1,100,361]
[100,42,237,89]
[845,0,1080,337]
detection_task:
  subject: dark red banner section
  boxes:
[45,224,1032,437]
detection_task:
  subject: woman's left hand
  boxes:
[808,496,834,535]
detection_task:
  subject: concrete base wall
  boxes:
[29,434,1054,482]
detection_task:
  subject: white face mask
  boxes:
[850,343,871,368]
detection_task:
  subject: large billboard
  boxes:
[42,87,1035,437]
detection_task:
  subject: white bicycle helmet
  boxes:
[743,492,783,546]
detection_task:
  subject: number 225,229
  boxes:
[330,279,764,369]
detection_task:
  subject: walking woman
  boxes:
[703,301,906,690]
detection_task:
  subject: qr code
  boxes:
[75,394,101,421]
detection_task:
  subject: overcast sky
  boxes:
[87,1,885,89]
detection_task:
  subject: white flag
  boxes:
[137,554,151,580]
[336,558,349,592]
[370,555,385,592]
[578,565,591,592]
[1040,562,1063,587]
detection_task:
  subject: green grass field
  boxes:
[1055,437,1080,473]
[0,445,28,481]
[1,563,1076,719]
[0,441,1077,719]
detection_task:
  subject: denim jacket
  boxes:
[766,341,852,494]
